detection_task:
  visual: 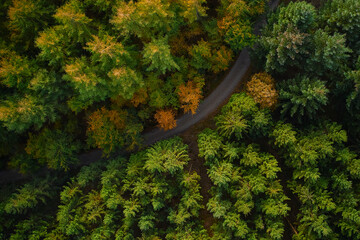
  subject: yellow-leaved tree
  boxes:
[177,81,202,115]
[154,109,176,130]
[246,72,278,109]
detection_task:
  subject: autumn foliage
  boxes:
[211,46,233,73]
[130,88,148,107]
[87,107,127,154]
[178,81,202,114]
[154,109,177,131]
[246,72,278,109]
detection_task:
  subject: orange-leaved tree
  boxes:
[178,81,202,115]
[87,107,127,154]
[154,109,176,131]
[246,72,278,109]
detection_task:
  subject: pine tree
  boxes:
[63,57,108,112]
[142,37,179,74]
[179,0,207,23]
[306,30,351,75]
[144,137,189,175]
[320,0,360,51]
[110,0,175,39]
[0,94,57,133]
[197,128,223,162]
[85,34,132,72]
[278,76,329,123]
[0,49,35,89]
[107,66,144,100]
[261,24,310,73]
[7,0,53,47]
[4,177,54,214]
[53,0,92,43]
[25,128,81,170]
[274,1,317,32]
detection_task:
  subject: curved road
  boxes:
[0,0,279,184]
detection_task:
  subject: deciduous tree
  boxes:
[211,46,233,74]
[154,109,176,131]
[87,107,127,155]
[246,72,278,109]
[177,81,202,114]
[189,39,212,70]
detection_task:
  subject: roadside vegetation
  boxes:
[1,0,360,239]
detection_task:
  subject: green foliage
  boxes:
[53,0,92,43]
[278,76,329,123]
[7,0,53,46]
[216,109,248,139]
[4,177,54,214]
[215,93,273,139]
[270,122,297,148]
[143,37,179,74]
[63,57,108,112]
[202,93,289,239]
[41,137,206,239]
[0,50,35,89]
[108,66,144,100]
[25,128,81,170]
[306,29,351,75]
[261,24,309,73]
[224,21,255,52]
[0,94,57,133]
[144,137,190,175]
[190,40,212,70]
[275,122,360,239]
[9,216,51,240]
[198,128,223,162]
[35,26,74,66]
[274,1,317,32]
[320,0,360,50]
[110,0,176,40]
[208,162,233,187]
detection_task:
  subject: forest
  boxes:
[1,0,360,239]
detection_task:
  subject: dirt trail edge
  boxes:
[0,0,279,184]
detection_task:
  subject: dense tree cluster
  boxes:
[1,137,208,239]
[255,0,360,132]
[271,122,360,239]
[198,93,289,239]
[2,0,360,239]
[0,0,266,171]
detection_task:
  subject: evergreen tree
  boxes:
[7,0,53,47]
[278,76,329,123]
[142,36,179,74]
[25,128,81,170]
[320,0,360,53]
